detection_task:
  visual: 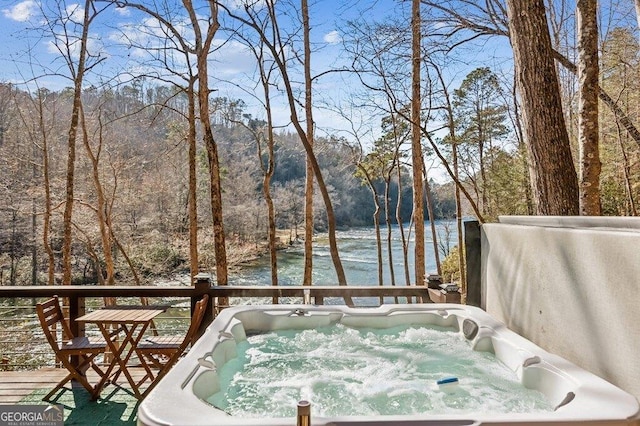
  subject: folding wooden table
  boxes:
[76,307,165,400]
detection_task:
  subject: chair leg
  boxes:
[42,373,73,401]
[144,353,165,369]
[141,351,182,399]
[53,352,104,400]
[135,351,157,385]
[88,356,105,378]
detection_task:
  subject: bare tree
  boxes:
[422,0,640,157]
[353,149,385,297]
[41,1,109,284]
[79,105,116,285]
[301,0,314,287]
[108,0,202,281]
[13,86,57,285]
[423,168,441,276]
[224,1,353,304]
[412,0,425,286]
[505,0,579,214]
[183,1,228,290]
[223,33,280,298]
[113,0,228,289]
[431,64,466,292]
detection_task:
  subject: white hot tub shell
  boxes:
[137,304,640,425]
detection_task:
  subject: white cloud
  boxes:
[221,0,267,10]
[210,39,256,77]
[65,3,84,23]
[2,0,37,22]
[323,30,341,45]
[110,16,195,65]
[113,4,131,17]
[46,33,105,63]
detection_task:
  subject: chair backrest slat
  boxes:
[182,295,208,350]
[139,295,209,398]
[37,296,73,350]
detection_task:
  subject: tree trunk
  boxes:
[411,0,426,287]
[187,79,199,280]
[616,121,637,215]
[396,155,411,288]
[424,171,441,276]
[359,171,384,303]
[226,1,352,305]
[505,0,579,215]
[184,0,228,299]
[383,179,396,289]
[577,0,601,215]
[265,176,278,289]
[36,91,55,285]
[80,106,115,285]
[62,0,92,285]
[203,129,227,287]
[478,138,488,215]
[374,198,383,290]
[302,0,314,287]
[258,48,279,301]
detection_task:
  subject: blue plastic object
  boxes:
[437,377,460,393]
[436,377,459,385]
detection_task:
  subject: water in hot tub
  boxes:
[207,324,553,418]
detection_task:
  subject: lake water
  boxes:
[229,221,458,288]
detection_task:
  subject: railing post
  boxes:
[193,273,213,341]
[68,294,85,337]
[68,294,85,370]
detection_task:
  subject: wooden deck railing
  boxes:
[0,278,433,368]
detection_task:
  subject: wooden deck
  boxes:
[0,366,149,403]
[0,368,65,403]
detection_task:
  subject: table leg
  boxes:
[91,323,122,400]
[113,323,151,398]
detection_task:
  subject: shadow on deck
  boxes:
[0,367,145,425]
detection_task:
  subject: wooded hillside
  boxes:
[0,1,639,290]
[0,85,454,285]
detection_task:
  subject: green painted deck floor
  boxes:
[0,367,147,425]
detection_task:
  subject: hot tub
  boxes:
[137,304,640,425]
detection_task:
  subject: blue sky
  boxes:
[0,1,403,135]
[0,1,391,88]
[0,0,512,164]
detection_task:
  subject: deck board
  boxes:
[0,366,150,404]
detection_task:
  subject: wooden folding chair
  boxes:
[135,294,209,397]
[36,296,107,401]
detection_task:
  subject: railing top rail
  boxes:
[208,285,431,297]
[0,286,193,298]
[0,285,431,299]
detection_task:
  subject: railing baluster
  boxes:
[0,283,435,370]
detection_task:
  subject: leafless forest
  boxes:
[0,0,639,291]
